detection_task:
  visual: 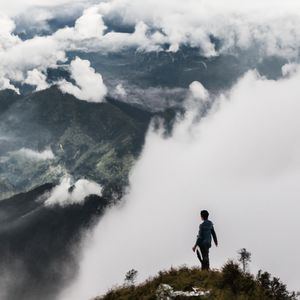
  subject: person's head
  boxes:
[200,210,209,220]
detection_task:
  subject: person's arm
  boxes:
[193,225,202,252]
[211,226,218,247]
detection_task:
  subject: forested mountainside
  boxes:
[0,86,153,200]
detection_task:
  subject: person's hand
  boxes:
[192,245,196,252]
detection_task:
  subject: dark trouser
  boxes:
[199,245,210,270]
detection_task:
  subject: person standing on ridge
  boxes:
[192,210,218,270]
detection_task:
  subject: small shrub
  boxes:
[238,248,251,273]
[257,270,297,300]
[220,260,243,294]
[124,269,138,286]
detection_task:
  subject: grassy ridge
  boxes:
[97,262,297,300]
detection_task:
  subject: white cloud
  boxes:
[25,69,50,91]
[0,78,19,94]
[53,5,107,46]
[0,14,20,50]
[0,32,66,90]
[95,0,300,57]
[188,81,209,104]
[74,5,107,39]
[13,148,55,161]
[0,4,104,93]
[0,5,110,96]
[115,83,127,98]
[2,0,300,93]
[109,84,186,112]
[0,0,88,16]
[45,177,102,207]
[59,57,107,102]
[282,63,299,77]
[60,67,300,299]
[88,21,164,52]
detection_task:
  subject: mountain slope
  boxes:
[0,86,179,300]
[0,86,152,199]
[0,183,109,300]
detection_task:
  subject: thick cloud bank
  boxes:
[60,67,300,299]
[59,57,107,102]
[1,0,300,93]
[98,0,300,56]
[45,177,102,207]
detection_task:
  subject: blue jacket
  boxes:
[196,220,218,248]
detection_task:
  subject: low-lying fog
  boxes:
[60,67,300,300]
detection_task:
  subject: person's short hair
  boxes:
[201,210,209,220]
